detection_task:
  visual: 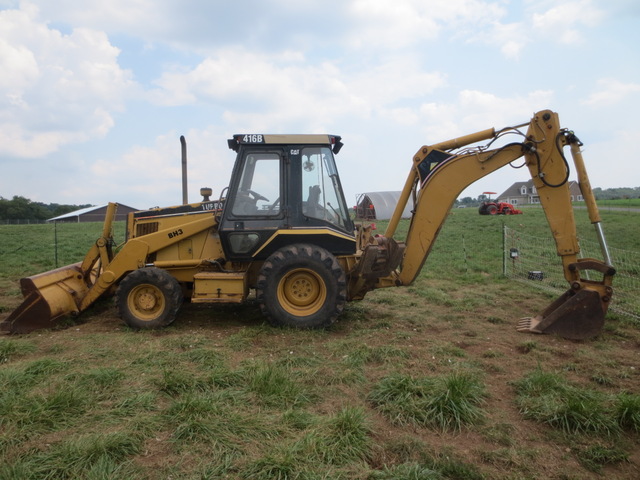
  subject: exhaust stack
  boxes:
[181,135,188,205]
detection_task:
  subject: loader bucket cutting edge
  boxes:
[1,263,88,334]
[517,288,607,340]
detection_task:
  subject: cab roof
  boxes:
[228,134,343,153]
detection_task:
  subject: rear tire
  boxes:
[115,267,183,329]
[487,205,498,215]
[257,244,346,328]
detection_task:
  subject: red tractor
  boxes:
[478,192,522,215]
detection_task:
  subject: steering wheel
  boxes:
[247,190,269,203]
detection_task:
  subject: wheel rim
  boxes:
[127,284,165,321]
[277,268,327,316]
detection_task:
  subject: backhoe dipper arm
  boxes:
[383,109,614,339]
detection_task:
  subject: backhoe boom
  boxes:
[361,110,615,339]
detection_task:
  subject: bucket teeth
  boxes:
[516,317,542,334]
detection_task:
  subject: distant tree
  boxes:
[0,196,93,221]
[454,196,482,207]
[0,196,49,220]
[593,187,640,200]
[459,196,476,206]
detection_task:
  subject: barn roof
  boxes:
[357,191,413,219]
[46,204,138,222]
[48,205,102,221]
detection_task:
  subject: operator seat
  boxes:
[306,185,321,217]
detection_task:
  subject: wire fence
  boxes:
[503,225,640,321]
[0,219,48,225]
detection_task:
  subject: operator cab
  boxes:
[218,134,355,261]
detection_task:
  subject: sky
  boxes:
[1,0,639,211]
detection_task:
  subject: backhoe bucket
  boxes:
[517,287,609,340]
[1,263,90,334]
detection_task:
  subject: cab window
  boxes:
[230,153,280,216]
[301,147,349,229]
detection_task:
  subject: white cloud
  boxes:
[149,48,362,134]
[83,126,234,207]
[346,0,511,51]
[22,0,160,34]
[583,78,640,107]
[475,21,529,60]
[410,89,555,144]
[0,5,135,157]
[0,39,38,91]
[531,0,604,44]
[150,47,447,136]
[347,0,440,49]
[25,0,517,57]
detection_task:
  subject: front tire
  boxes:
[115,267,183,329]
[257,244,347,328]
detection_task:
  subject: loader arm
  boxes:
[370,109,614,339]
[79,212,219,310]
[2,207,218,334]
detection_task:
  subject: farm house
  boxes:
[354,191,413,220]
[46,204,138,223]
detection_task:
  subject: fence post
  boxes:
[54,221,58,268]
[502,222,506,277]
[462,233,468,274]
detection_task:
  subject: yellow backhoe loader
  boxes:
[1,110,615,339]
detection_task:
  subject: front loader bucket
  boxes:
[517,287,609,340]
[1,263,90,334]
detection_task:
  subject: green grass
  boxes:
[368,371,487,432]
[239,406,372,478]
[575,444,629,472]
[615,392,640,432]
[242,360,315,407]
[0,339,36,362]
[0,221,126,301]
[1,431,144,480]
[370,462,442,479]
[513,368,631,436]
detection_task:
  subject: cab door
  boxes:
[218,147,287,260]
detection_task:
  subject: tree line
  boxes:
[0,196,92,221]
[592,187,640,200]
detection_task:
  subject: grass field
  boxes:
[1,208,639,479]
